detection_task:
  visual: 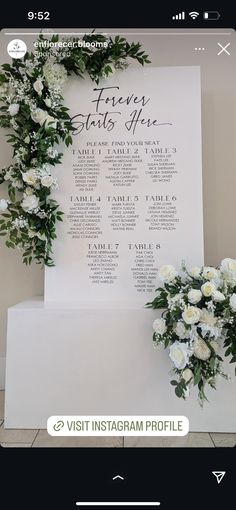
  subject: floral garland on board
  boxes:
[0,33,150,266]
[146,259,236,404]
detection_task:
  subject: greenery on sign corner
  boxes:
[146,260,236,404]
[0,33,150,266]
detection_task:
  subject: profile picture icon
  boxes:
[7,39,27,59]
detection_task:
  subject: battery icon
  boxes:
[204,11,220,20]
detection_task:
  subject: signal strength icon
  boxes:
[189,11,200,19]
[172,11,185,20]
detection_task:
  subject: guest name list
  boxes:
[45,68,203,304]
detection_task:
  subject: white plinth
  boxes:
[4,298,236,430]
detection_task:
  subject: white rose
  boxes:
[190,266,201,278]
[212,290,225,302]
[200,309,217,326]
[31,108,48,126]
[21,194,39,213]
[229,294,236,312]
[44,97,52,108]
[41,175,54,188]
[220,258,236,286]
[221,258,236,273]
[182,306,201,325]
[187,289,202,304]
[45,115,57,130]
[210,340,219,354]
[169,341,190,370]
[175,321,189,339]
[8,103,19,116]
[202,266,219,280]
[193,337,211,361]
[158,264,178,283]
[33,79,44,95]
[153,318,167,336]
[0,198,9,212]
[182,368,194,383]
[43,63,67,88]
[201,281,217,297]
[22,169,38,187]
[25,187,33,195]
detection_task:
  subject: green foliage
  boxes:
[0,33,150,266]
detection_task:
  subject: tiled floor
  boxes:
[0,391,235,448]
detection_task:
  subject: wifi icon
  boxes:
[189,11,199,19]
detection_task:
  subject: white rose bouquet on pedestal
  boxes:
[147,259,236,405]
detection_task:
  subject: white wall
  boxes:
[0,29,236,387]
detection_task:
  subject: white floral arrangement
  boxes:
[0,33,150,265]
[147,258,236,404]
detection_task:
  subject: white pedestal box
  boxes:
[4,298,236,431]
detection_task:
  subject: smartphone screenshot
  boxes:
[0,5,235,509]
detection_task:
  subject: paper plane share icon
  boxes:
[212,471,226,484]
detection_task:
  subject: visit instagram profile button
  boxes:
[47,416,189,436]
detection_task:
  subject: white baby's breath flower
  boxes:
[153,318,167,336]
[167,293,185,311]
[11,179,22,189]
[47,147,58,159]
[169,341,190,370]
[201,281,217,297]
[12,217,28,229]
[0,198,9,212]
[8,103,19,116]
[158,264,178,283]
[43,63,67,88]
[187,289,202,304]
[182,306,201,325]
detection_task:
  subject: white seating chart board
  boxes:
[45,67,203,305]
